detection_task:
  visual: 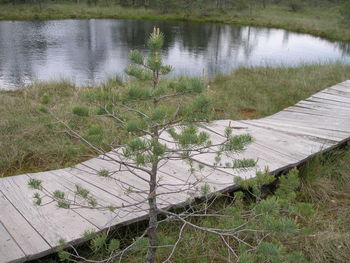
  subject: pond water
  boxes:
[1,19,350,90]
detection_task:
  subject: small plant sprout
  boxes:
[126,186,134,194]
[107,239,120,254]
[98,169,110,177]
[53,190,65,200]
[58,238,67,249]
[198,163,205,170]
[83,229,96,239]
[33,192,42,206]
[28,178,42,190]
[200,183,211,196]
[58,249,70,262]
[87,197,97,207]
[232,158,258,169]
[75,184,90,199]
[58,238,70,262]
[107,205,117,212]
[53,190,70,209]
[57,200,70,209]
[90,232,108,253]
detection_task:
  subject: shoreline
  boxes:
[0,4,349,43]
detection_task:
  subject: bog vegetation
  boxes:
[1,64,350,178]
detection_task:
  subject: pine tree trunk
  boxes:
[146,157,158,263]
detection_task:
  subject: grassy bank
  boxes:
[1,63,350,178]
[0,3,350,42]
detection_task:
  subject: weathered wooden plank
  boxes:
[296,100,350,114]
[270,109,349,121]
[262,113,350,132]
[337,80,350,86]
[0,192,51,260]
[311,92,350,104]
[75,157,187,204]
[208,120,324,161]
[79,157,160,193]
[305,97,350,109]
[328,85,350,95]
[159,159,235,186]
[104,150,221,199]
[0,222,26,263]
[158,159,247,197]
[0,175,98,247]
[243,119,346,142]
[337,80,350,87]
[324,88,350,98]
[328,81,350,92]
[161,124,294,172]
[194,126,295,174]
[158,127,261,186]
[284,105,350,119]
[268,112,350,131]
[29,170,148,229]
[63,167,154,221]
[267,116,350,133]
[65,166,149,207]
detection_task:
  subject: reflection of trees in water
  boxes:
[0,21,49,88]
[336,42,350,56]
[0,20,261,89]
[0,19,349,90]
[282,30,290,46]
[109,20,260,76]
[188,24,261,75]
[114,20,176,51]
[67,20,109,81]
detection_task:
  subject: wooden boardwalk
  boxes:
[1,81,350,263]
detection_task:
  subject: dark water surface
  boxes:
[1,19,350,90]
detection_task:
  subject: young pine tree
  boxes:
[120,27,253,262]
[30,27,254,263]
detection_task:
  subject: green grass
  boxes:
[296,148,350,263]
[1,63,349,178]
[0,3,350,42]
[210,63,350,119]
[0,80,125,177]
